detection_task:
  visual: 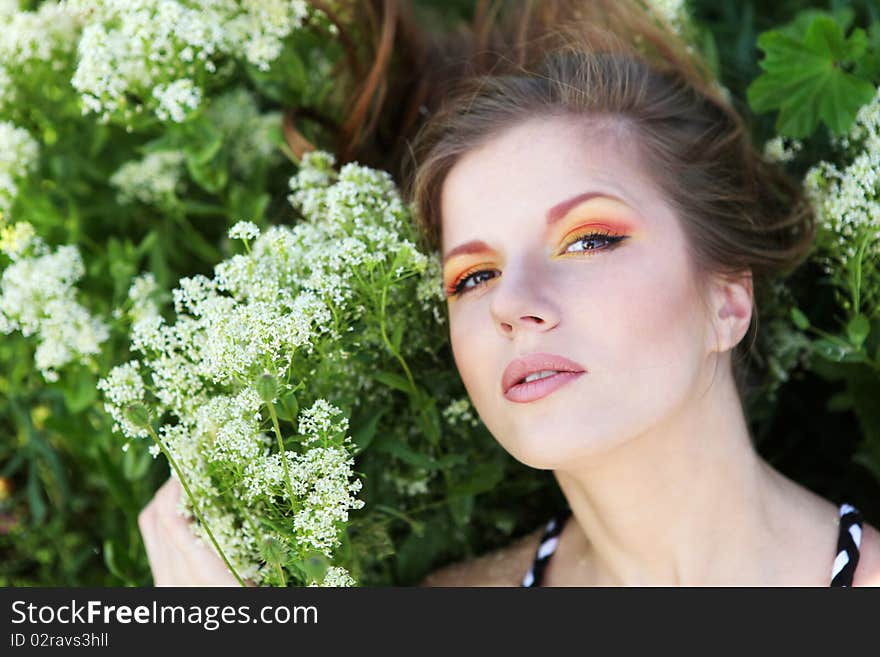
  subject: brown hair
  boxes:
[326,0,817,404]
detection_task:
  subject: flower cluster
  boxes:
[0,121,39,219]
[308,565,356,587]
[0,224,109,381]
[67,0,320,125]
[442,397,481,429]
[100,152,442,585]
[110,150,186,208]
[0,2,81,114]
[803,86,880,313]
[763,135,804,164]
[96,361,148,440]
[204,87,283,177]
[645,0,690,35]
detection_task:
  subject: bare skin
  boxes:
[138,477,244,586]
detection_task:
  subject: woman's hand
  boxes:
[138,476,249,586]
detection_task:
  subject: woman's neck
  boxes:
[550,367,838,586]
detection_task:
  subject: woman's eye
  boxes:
[563,231,623,254]
[453,269,497,296]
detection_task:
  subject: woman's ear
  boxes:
[706,270,753,354]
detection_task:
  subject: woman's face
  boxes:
[440,115,719,470]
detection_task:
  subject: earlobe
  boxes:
[709,272,753,353]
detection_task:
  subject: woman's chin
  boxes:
[499,433,599,471]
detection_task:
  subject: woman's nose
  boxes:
[490,264,560,337]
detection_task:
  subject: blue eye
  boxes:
[562,229,626,254]
[454,269,497,295]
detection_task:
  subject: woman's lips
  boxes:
[501,352,586,396]
[503,371,585,403]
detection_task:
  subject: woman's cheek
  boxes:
[449,309,489,400]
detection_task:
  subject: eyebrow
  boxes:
[442,191,627,265]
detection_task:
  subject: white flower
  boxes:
[308,566,356,587]
[153,78,201,123]
[763,135,803,164]
[442,397,480,428]
[0,2,79,65]
[803,86,880,303]
[67,0,321,125]
[97,361,149,439]
[108,152,445,585]
[1,232,109,381]
[205,88,282,176]
[0,221,39,261]
[290,445,365,557]
[0,121,39,217]
[229,221,261,242]
[645,0,689,34]
[297,399,350,447]
[110,150,186,207]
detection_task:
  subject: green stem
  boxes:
[276,561,287,587]
[852,232,870,315]
[266,403,298,512]
[807,324,856,346]
[145,425,246,587]
[379,285,416,393]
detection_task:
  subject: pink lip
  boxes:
[501,352,586,403]
[504,371,585,403]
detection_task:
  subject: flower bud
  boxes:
[259,535,288,567]
[257,373,277,404]
[124,403,151,429]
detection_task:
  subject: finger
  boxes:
[137,503,164,583]
[157,476,182,512]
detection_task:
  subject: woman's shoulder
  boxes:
[418,526,544,587]
[853,520,880,587]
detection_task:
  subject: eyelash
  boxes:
[446,229,627,298]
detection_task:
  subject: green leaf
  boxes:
[135,231,159,259]
[448,494,474,527]
[846,314,870,349]
[185,155,228,193]
[391,322,404,352]
[350,408,384,455]
[182,120,223,165]
[812,338,849,362]
[853,21,880,80]
[372,433,466,470]
[290,553,330,585]
[790,307,810,330]
[373,436,439,470]
[121,445,151,480]
[747,15,876,138]
[103,539,138,584]
[61,367,97,414]
[372,370,412,394]
[826,391,853,413]
[448,462,505,497]
[27,461,47,524]
[227,185,270,223]
[0,451,25,477]
[274,389,299,423]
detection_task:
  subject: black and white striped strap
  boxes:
[522,501,863,587]
[830,503,863,587]
[521,507,571,587]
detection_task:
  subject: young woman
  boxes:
[138,0,880,586]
